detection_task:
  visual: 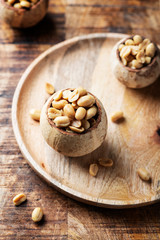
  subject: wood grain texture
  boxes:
[12,33,160,208]
[1,0,160,239]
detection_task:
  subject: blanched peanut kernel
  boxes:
[32,207,43,222]
[68,89,79,102]
[62,90,72,100]
[45,82,54,95]
[76,87,87,97]
[145,56,151,64]
[13,3,21,8]
[111,111,124,122]
[98,158,113,167]
[63,104,75,119]
[125,39,134,45]
[71,120,81,128]
[53,91,62,101]
[136,50,145,64]
[86,106,97,120]
[81,119,90,130]
[30,109,41,121]
[69,126,84,133]
[137,168,151,181]
[20,0,31,8]
[52,100,68,109]
[75,107,86,120]
[133,35,143,45]
[54,116,70,127]
[89,164,98,177]
[130,59,143,69]
[77,95,95,107]
[13,193,27,206]
[146,43,156,58]
[118,44,125,52]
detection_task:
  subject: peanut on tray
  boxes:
[47,87,98,133]
[118,35,156,69]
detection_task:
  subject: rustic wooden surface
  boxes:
[0,0,160,239]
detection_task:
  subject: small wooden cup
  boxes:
[0,0,48,28]
[111,36,160,88]
[40,91,108,157]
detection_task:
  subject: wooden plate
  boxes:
[12,33,160,208]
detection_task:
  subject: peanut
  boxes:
[13,193,27,206]
[54,116,70,127]
[76,87,87,97]
[63,104,75,119]
[52,100,68,109]
[30,109,41,121]
[69,126,84,133]
[133,35,143,45]
[13,3,21,8]
[145,56,151,64]
[146,43,156,58]
[81,119,90,130]
[20,0,31,8]
[71,120,81,128]
[118,44,125,52]
[89,164,98,177]
[75,107,86,120]
[111,111,124,122]
[136,50,145,64]
[86,106,97,120]
[32,207,43,222]
[125,39,134,45]
[98,158,113,167]
[68,89,79,102]
[53,91,62,101]
[77,95,95,107]
[45,82,54,95]
[62,90,72,100]
[137,168,151,181]
[130,59,143,69]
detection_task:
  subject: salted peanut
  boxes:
[20,0,31,8]
[98,158,113,167]
[89,164,98,177]
[63,104,75,119]
[146,43,156,58]
[13,3,21,8]
[13,193,27,206]
[130,59,143,69]
[86,106,97,120]
[48,107,61,114]
[45,82,54,95]
[69,126,84,133]
[76,87,87,97]
[77,95,95,107]
[54,116,70,127]
[52,100,68,109]
[118,44,125,52]
[145,56,151,64]
[111,111,124,122]
[133,35,143,45]
[137,168,151,181]
[32,207,43,222]
[136,50,145,64]
[68,89,79,102]
[130,46,139,56]
[30,109,41,121]
[75,107,86,120]
[62,90,72,100]
[71,120,81,128]
[139,38,150,51]
[120,46,131,59]
[125,39,134,45]
[81,119,90,130]
[48,112,61,119]
[53,91,62,101]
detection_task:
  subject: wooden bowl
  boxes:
[111,36,160,88]
[40,90,108,157]
[0,0,48,28]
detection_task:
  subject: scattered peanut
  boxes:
[137,168,151,181]
[111,111,124,123]
[30,109,41,121]
[89,164,99,177]
[48,87,98,133]
[32,207,43,222]
[45,82,54,95]
[98,158,113,167]
[13,193,27,206]
[118,35,156,69]
[5,0,39,9]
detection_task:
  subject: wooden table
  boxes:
[0,1,160,239]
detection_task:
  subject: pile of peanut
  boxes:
[118,35,156,69]
[48,87,98,133]
[5,0,38,9]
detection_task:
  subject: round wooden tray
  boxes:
[12,33,160,208]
